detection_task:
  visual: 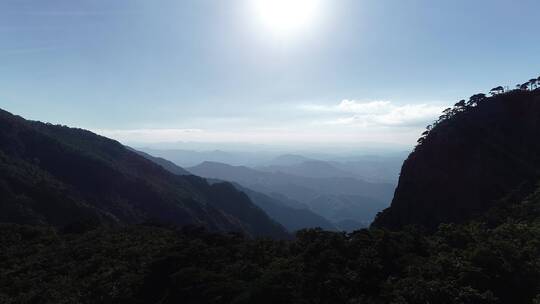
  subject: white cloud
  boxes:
[338,100,393,114]
[302,100,446,127]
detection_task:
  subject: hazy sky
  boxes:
[1,0,539,149]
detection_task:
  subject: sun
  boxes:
[251,0,323,37]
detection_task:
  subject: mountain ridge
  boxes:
[0,108,289,238]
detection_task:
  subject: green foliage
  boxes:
[3,187,540,304]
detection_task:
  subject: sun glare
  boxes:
[251,0,323,37]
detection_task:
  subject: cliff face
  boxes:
[373,89,540,229]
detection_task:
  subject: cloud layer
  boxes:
[92,127,390,145]
[302,100,445,127]
[92,99,448,148]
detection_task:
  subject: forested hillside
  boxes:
[374,85,540,229]
[0,109,289,238]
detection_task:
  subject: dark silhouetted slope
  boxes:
[0,109,289,238]
[374,88,540,229]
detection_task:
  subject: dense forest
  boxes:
[2,78,540,303]
[2,184,540,303]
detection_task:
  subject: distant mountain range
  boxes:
[134,151,338,232]
[135,147,402,230]
[259,154,404,183]
[137,148,274,167]
[265,154,313,166]
[0,109,289,239]
[138,149,406,183]
[257,160,357,179]
[225,184,339,232]
[188,161,396,228]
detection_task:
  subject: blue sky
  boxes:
[1,0,539,149]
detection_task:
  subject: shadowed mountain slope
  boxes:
[373,88,540,229]
[0,109,289,238]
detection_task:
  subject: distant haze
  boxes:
[136,144,409,168]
